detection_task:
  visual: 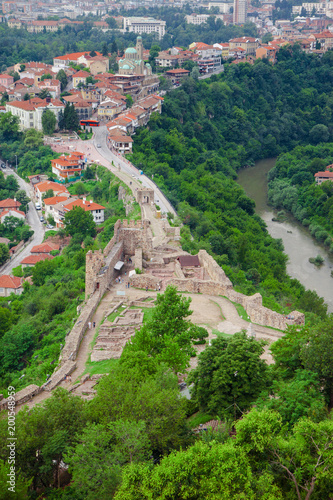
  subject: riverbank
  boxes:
[237,158,333,313]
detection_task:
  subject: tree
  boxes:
[256,369,327,427]
[111,40,118,54]
[309,124,330,144]
[65,420,151,500]
[236,409,333,500]
[0,460,31,499]
[73,181,86,196]
[0,243,9,265]
[57,109,64,130]
[116,439,283,500]
[42,109,56,135]
[189,332,269,418]
[300,317,333,408]
[88,363,189,455]
[102,42,108,56]
[13,71,20,82]
[125,94,133,108]
[42,189,54,200]
[41,73,52,81]
[56,69,68,91]
[23,93,30,101]
[39,89,51,100]
[124,285,197,373]
[0,307,12,337]
[15,189,30,208]
[63,102,79,131]
[0,112,20,142]
[64,205,96,239]
[89,50,97,57]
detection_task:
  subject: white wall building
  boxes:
[233,0,247,24]
[123,17,166,40]
[6,98,65,131]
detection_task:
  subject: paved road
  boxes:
[93,126,177,216]
[0,167,44,274]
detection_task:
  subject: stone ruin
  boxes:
[91,307,144,361]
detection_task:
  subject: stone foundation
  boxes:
[130,274,161,290]
[0,384,42,410]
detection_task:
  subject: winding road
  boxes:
[0,166,44,274]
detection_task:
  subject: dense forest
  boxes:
[129,45,333,318]
[268,143,333,251]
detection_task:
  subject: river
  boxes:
[237,158,333,313]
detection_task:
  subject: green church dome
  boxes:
[125,47,137,54]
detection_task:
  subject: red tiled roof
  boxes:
[21,254,54,265]
[31,243,59,253]
[0,199,21,209]
[315,171,333,178]
[43,196,68,205]
[73,70,90,78]
[54,51,102,61]
[35,181,69,194]
[0,275,22,288]
[165,68,190,74]
[0,208,25,218]
[65,199,105,212]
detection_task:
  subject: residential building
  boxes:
[0,275,23,297]
[21,254,54,267]
[165,68,190,83]
[314,171,333,184]
[31,242,60,254]
[53,51,103,69]
[98,98,127,120]
[64,198,106,224]
[0,74,14,87]
[108,132,133,153]
[43,195,69,219]
[34,181,69,201]
[0,198,21,212]
[256,44,277,62]
[229,37,260,55]
[0,208,25,223]
[37,79,61,99]
[123,17,166,40]
[72,70,90,88]
[309,31,333,51]
[214,43,230,58]
[50,154,84,181]
[233,0,248,24]
[52,197,77,228]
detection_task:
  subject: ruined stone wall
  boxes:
[133,248,143,270]
[136,188,154,204]
[174,260,186,279]
[198,249,233,288]
[0,385,42,410]
[162,220,181,241]
[85,250,104,298]
[60,292,101,364]
[103,219,121,256]
[130,274,161,289]
[43,360,77,392]
[117,219,152,255]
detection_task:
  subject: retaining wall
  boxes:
[130,274,160,289]
[0,384,42,411]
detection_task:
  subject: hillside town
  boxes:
[1,2,333,498]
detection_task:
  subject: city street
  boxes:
[0,166,44,274]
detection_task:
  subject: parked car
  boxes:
[35,203,41,210]
[96,144,101,148]
[46,224,54,229]
[40,216,44,222]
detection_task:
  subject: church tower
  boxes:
[136,36,143,61]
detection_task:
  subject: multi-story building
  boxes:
[233,0,247,24]
[50,153,85,181]
[64,198,106,224]
[185,14,210,25]
[123,17,166,40]
[229,37,260,55]
[6,98,65,131]
[98,98,127,120]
